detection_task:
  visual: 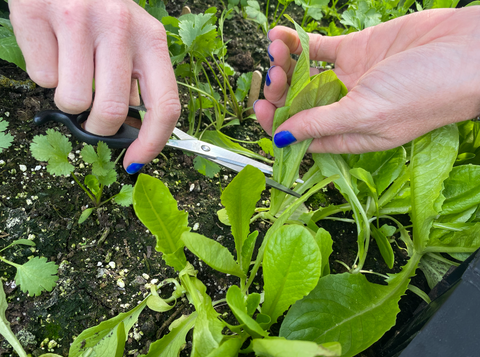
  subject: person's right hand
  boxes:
[9,0,181,174]
[255,7,480,154]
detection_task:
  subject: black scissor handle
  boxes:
[33,107,141,149]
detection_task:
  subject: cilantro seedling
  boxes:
[30,129,133,224]
[0,239,58,297]
[0,117,13,153]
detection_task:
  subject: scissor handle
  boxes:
[33,107,142,149]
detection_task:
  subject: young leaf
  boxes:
[241,231,259,274]
[69,299,147,357]
[147,287,175,312]
[78,207,94,224]
[30,129,74,176]
[133,174,189,270]
[314,228,333,276]
[258,137,274,157]
[370,224,395,269]
[114,184,133,207]
[441,165,480,215]
[410,125,458,251]
[84,174,101,196]
[204,337,244,357]
[252,338,341,357]
[9,239,36,247]
[182,232,246,278]
[245,1,268,31]
[280,264,413,357]
[0,117,13,153]
[179,265,224,356]
[81,142,116,183]
[0,19,26,71]
[221,165,265,271]
[13,257,59,297]
[226,285,268,338]
[235,72,253,102]
[0,283,28,357]
[263,225,321,325]
[140,313,197,357]
[179,13,218,56]
[194,156,221,178]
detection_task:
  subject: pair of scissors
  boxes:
[33,106,301,198]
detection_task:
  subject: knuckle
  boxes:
[27,69,58,88]
[154,94,181,122]
[55,93,91,114]
[97,99,130,124]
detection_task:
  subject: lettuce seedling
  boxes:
[30,129,133,224]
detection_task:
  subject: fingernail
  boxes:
[267,45,274,62]
[267,29,272,42]
[274,131,297,148]
[253,99,259,113]
[126,163,145,175]
[266,66,275,86]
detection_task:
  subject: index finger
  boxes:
[123,28,180,172]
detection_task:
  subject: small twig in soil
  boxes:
[124,239,131,257]
[156,303,187,339]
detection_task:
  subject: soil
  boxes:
[0,2,427,357]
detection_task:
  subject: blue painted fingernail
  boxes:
[253,99,259,113]
[126,163,145,175]
[274,131,297,148]
[266,66,275,86]
[267,45,274,62]
[267,29,272,42]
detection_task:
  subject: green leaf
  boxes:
[426,222,480,254]
[180,266,224,357]
[441,165,480,215]
[0,22,26,70]
[9,239,36,247]
[283,15,311,106]
[141,313,197,357]
[246,292,261,316]
[370,224,394,269]
[235,72,253,102]
[217,208,230,225]
[314,228,333,276]
[13,257,59,296]
[241,231,259,274]
[280,267,412,357]
[245,1,268,30]
[418,253,455,289]
[0,283,28,357]
[78,208,94,224]
[85,174,101,196]
[263,225,321,325]
[146,288,175,312]
[81,142,116,179]
[221,165,265,271]
[69,299,147,357]
[258,137,274,156]
[410,125,458,251]
[0,117,13,153]
[226,285,267,338]
[133,174,189,270]
[194,156,221,178]
[182,232,246,278]
[252,337,341,357]
[205,336,244,357]
[179,13,218,57]
[115,184,133,207]
[30,129,74,176]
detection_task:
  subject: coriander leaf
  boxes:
[235,72,253,102]
[69,299,147,357]
[179,13,218,56]
[245,1,268,32]
[0,118,13,153]
[81,142,116,178]
[84,174,100,196]
[194,156,221,178]
[114,184,133,207]
[263,225,321,325]
[30,129,74,176]
[13,257,59,296]
[182,232,246,278]
[0,283,28,357]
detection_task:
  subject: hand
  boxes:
[9,0,181,173]
[255,7,480,154]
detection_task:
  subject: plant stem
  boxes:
[71,173,96,204]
